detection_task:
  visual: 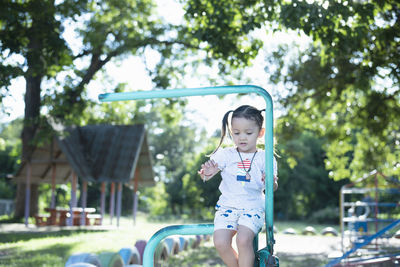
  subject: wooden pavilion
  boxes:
[13,124,155,227]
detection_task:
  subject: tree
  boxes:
[274,124,348,221]
[0,0,263,218]
[268,42,399,180]
[262,0,400,180]
[183,0,399,180]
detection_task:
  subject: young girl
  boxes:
[198,105,278,267]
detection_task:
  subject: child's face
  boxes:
[230,117,263,153]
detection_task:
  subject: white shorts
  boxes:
[213,205,265,234]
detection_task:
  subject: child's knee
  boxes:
[236,234,253,249]
[236,226,255,249]
[213,236,230,251]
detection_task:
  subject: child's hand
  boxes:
[274,176,279,191]
[198,160,219,182]
[262,174,279,191]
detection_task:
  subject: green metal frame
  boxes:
[98,85,275,266]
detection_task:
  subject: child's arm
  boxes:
[198,160,220,182]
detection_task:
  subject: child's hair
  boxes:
[212,105,265,154]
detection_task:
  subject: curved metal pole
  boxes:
[99,85,275,266]
[144,224,214,266]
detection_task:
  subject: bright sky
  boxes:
[0,0,311,136]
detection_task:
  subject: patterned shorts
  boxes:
[214,205,265,234]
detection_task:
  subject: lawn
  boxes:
[0,214,339,267]
[0,214,176,267]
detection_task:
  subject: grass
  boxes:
[0,213,340,267]
[166,246,331,267]
[0,213,178,267]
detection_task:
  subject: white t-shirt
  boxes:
[210,147,278,210]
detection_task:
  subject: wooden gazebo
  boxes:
[13,124,155,227]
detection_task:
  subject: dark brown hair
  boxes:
[212,105,265,154]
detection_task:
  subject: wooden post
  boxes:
[100,182,106,225]
[132,190,138,226]
[50,164,56,209]
[132,170,139,225]
[80,181,88,226]
[68,172,77,226]
[117,182,122,228]
[109,182,115,225]
[24,162,32,227]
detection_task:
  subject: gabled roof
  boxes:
[13,124,154,187]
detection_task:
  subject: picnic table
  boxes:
[34,207,101,226]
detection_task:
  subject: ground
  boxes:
[1,221,399,266]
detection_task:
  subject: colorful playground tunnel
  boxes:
[64,234,209,267]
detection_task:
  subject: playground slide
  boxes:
[324,219,400,267]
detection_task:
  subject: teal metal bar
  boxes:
[145,224,214,265]
[98,85,275,266]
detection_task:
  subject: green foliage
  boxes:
[141,182,168,216]
[184,0,400,183]
[309,206,340,225]
[183,0,264,68]
[274,127,348,220]
[0,1,78,91]
[269,43,400,181]
[262,1,400,181]
[0,119,22,199]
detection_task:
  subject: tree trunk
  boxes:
[14,182,39,219]
[14,27,43,218]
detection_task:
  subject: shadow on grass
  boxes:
[166,245,225,267]
[0,229,107,244]
[276,252,329,267]
[0,242,74,267]
[0,217,22,224]
[164,245,330,267]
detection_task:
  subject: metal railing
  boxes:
[99,85,275,266]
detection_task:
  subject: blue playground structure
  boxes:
[98,85,278,267]
[324,170,400,267]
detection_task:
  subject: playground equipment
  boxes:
[324,170,400,266]
[65,253,101,267]
[322,227,339,237]
[98,252,125,267]
[340,171,399,251]
[163,237,180,256]
[98,85,278,266]
[118,247,141,265]
[64,235,209,267]
[302,226,317,235]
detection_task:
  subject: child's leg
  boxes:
[213,229,239,267]
[236,225,255,267]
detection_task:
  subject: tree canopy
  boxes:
[184,0,399,180]
[261,0,400,179]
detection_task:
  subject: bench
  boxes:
[34,214,50,226]
[86,214,102,225]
